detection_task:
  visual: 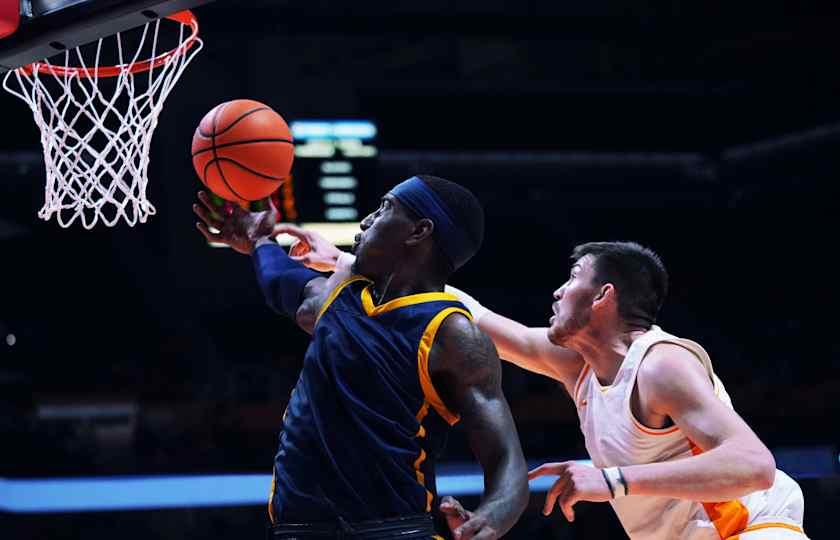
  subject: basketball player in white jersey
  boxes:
[277,229,807,540]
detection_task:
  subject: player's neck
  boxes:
[370,269,444,305]
[572,325,647,386]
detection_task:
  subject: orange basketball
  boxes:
[191,99,294,205]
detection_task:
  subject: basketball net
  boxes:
[2,12,202,228]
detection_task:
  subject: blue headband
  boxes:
[389,176,475,270]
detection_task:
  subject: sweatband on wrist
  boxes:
[389,176,475,270]
[252,243,321,318]
[603,467,628,498]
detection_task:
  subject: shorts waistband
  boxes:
[269,514,436,539]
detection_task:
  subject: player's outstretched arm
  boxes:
[429,314,529,540]
[193,191,332,334]
[444,285,583,393]
[529,343,776,522]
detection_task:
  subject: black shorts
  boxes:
[268,514,439,539]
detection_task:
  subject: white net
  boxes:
[2,13,202,228]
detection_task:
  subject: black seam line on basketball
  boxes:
[212,157,286,181]
[209,101,225,180]
[191,139,294,158]
[210,103,249,201]
[198,107,272,138]
[204,158,251,202]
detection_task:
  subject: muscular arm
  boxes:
[622,344,776,500]
[429,314,528,538]
[444,285,583,393]
[477,312,583,393]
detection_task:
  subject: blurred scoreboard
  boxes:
[275,120,378,246]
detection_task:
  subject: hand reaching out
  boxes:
[193,191,276,255]
[528,461,613,522]
[273,223,345,272]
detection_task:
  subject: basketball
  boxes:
[191,99,294,205]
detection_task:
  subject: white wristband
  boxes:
[444,284,490,323]
[602,467,628,499]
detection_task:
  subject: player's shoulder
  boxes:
[638,342,712,403]
[306,274,369,328]
[433,311,499,371]
[437,310,489,346]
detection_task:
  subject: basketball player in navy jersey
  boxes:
[194,175,528,540]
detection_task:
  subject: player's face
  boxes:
[353,195,415,278]
[547,255,600,345]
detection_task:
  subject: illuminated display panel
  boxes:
[209,120,377,247]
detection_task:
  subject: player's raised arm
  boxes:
[193,191,331,334]
[429,313,528,540]
[445,285,584,393]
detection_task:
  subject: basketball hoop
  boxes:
[2,10,202,228]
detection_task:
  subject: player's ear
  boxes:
[405,218,434,246]
[593,283,615,308]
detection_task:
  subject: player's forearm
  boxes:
[443,286,558,379]
[621,440,776,500]
[252,241,321,318]
[474,446,529,535]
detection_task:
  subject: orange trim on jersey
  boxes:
[361,285,460,317]
[573,364,591,403]
[726,522,805,539]
[315,275,370,323]
[413,402,434,511]
[267,469,277,524]
[416,307,471,426]
[689,440,750,539]
[630,413,681,436]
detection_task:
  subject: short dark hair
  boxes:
[417,175,485,271]
[571,241,668,328]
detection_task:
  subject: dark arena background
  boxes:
[1,1,839,539]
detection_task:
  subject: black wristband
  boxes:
[601,469,615,499]
[617,467,629,496]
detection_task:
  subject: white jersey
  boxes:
[574,326,806,540]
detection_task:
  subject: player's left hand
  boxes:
[439,496,500,540]
[528,461,612,522]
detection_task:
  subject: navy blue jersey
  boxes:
[270,276,471,523]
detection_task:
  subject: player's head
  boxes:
[352,175,484,281]
[548,241,668,345]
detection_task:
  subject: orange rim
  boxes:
[21,10,199,78]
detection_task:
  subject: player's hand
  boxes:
[193,191,276,255]
[439,496,500,540]
[272,223,344,272]
[528,461,612,522]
